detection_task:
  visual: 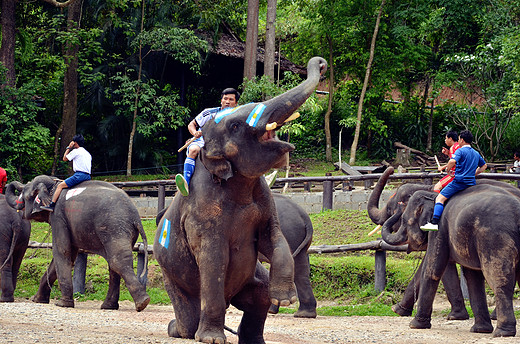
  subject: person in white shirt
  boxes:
[509,152,520,173]
[41,134,92,212]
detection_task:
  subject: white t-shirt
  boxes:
[66,147,92,174]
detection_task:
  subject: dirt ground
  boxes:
[1,298,520,344]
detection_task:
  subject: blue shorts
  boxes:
[65,171,91,188]
[440,179,473,199]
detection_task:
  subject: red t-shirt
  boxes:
[0,168,6,194]
[448,142,460,174]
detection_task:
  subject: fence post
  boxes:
[304,181,311,192]
[158,182,166,214]
[374,249,386,291]
[73,252,88,294]
[137,243,148,287]
[322,173,333,211]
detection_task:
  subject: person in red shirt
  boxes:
[434,131,460,192]
[0,167,6,194]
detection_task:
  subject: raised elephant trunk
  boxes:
[5,181,25,211]
[381,203,407,245]
[367,166,394,224]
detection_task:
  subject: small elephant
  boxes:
[380,177,520,337]
[0,194,31,302]
[154,56,327,343]
[5,176,150,312]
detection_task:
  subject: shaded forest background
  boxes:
[1,0,519,182]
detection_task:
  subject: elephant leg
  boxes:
[231,262,270,344]
[482,264,517,337]
[393,260,424,316]
[0,256,15,302]
[54,247,78,308]
[101,267,120,310]
[443,262,469,320]
[462,267,493,334]
[105,249,149,312]
[410,234,449,330]
[292,254,317,318]
[32,258,58,303]
[163,275,200,339]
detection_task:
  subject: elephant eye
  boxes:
[230,122,240,132]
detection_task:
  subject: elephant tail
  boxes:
[0,222,20,271]
[292,219,313,258]
[135,220,149,281]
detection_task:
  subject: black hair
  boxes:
[514,152,520,158]
[459,130,473,144]
[221,88,240,102]
[72,134,85,147]
[446,130,458,141]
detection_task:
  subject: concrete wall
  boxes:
[131,188,395,219]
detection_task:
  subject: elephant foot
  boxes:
[470,322,493,334]
[168,319,181,338]
[195,327,226,344]
[100,300,119,310]
[134,294,150,312]
[409,316,431,329]
[447,308,469,320]
[55,299,74,308]
[392,303,413,317]
[0,296,14,302]
[238,334,265,344]
[268,303,279,314]
[30,294,50,304]
[493,327,516,337]
[294,308,317,318]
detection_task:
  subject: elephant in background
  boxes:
[154,56,327,343]
[0,194,31,302]
[367,167,469,320]
[380,181,520,337]
[5,176,150,312]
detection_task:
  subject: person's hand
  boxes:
[193,131,202,139]
[68,141,76,149]
[441,147,449,156]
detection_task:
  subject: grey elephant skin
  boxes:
[154,56,327,343]
[0,194,31,302]
[367,167,469,320]
[261,193,316,318]
[377,167,520,337]
[5,176,150,312]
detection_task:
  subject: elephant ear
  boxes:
[200,148,234,181]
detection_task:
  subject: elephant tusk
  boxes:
[368,224,382,236]
[284,112,300,123]
[266,122,278,131]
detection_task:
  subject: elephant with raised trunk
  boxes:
[154,56,327,343]
[5,177,150,312]
[0,194,31,302]
[377,169,520,337]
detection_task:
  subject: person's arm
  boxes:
[187,119,202,138]
[63,141,76,161]
[475,163,487,176]
[445,158,456,172]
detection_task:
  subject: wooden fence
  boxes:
[28,171,520,294]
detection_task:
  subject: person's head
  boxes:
[72,134,85,147]
[444,131,458,147]
[514,152,520,161]
[220,88,240,109]
[458,130,473,145]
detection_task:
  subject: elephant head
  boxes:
[200,56,327,180]
[381,190,436,251]
[5,175,57,222]
[367,166,434,234]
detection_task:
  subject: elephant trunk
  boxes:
[381,203,408,246]
[5,181,25,211]
[367,166,394,225]
[259,57,327,129]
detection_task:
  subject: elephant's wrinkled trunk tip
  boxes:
[367,166,395,224]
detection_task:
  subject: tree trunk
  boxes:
[264,0,277,80]
[0,0,17,88]
[127,0,145,176]
[244,0,259,81]
[52,0,82,175]
[325,35,334,162]
[349,0,385,165]
[422,77,431,151]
